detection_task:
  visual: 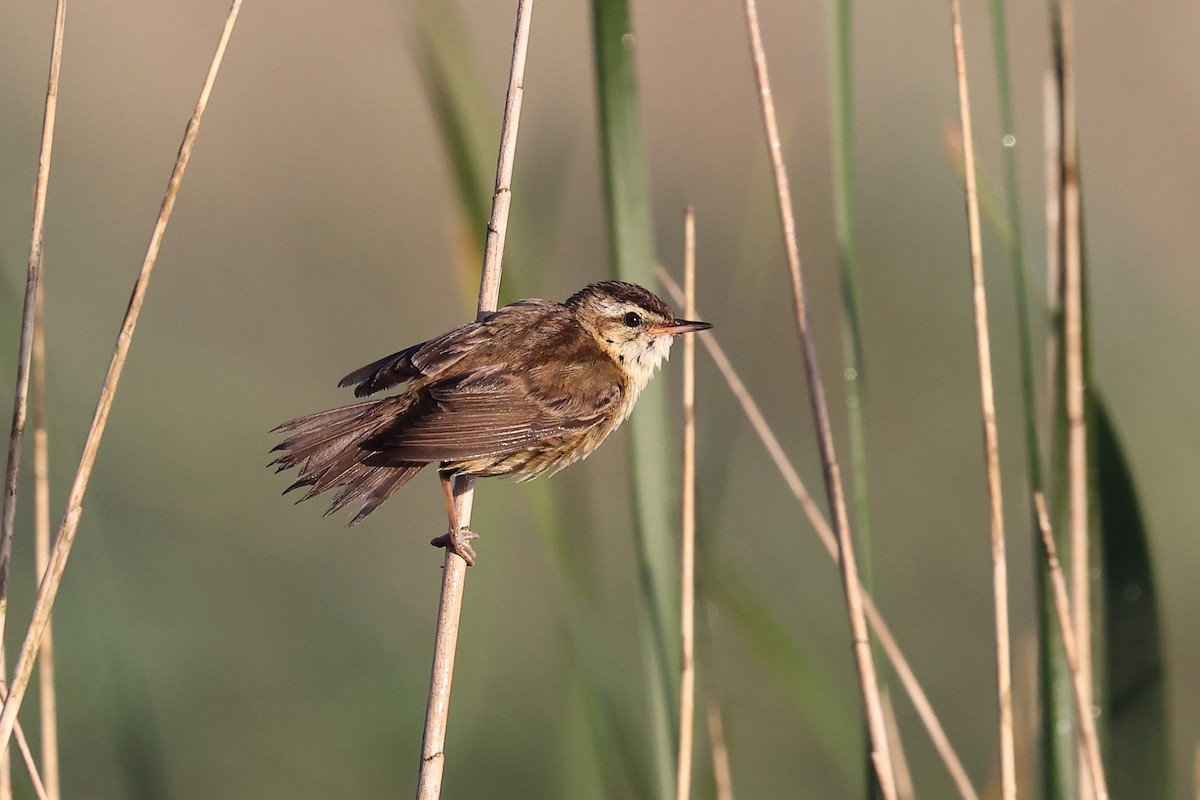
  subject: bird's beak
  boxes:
[648,319,712,335]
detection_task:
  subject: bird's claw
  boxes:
[430,527,479,566]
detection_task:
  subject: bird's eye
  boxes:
[623,311,643,328]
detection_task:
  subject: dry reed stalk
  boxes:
[738,1,895,795]
[1,0,66,659]
[414,2,531,797]
[0,648,8,800]
[947,2,1016,797]
[1057,6,1093,790]
[32,280,60,800]
[1043,73,1063,441]
[1,5,65,795]
[0,681,47,800]
[675,209,697,800]
[655,266,979,800]
[0,0,243,756]
[881,690,916,800]
[706,702,734,800]
[1034,494,1110,800]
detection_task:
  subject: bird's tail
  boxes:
[270,398,425,525]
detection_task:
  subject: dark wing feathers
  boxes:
[367,370,617,464]
[337,342,426,397]
[271,397,427,524]
[338,301,560,398]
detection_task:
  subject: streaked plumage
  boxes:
[270,281,710,560]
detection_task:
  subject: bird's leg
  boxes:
[430,471,478,566]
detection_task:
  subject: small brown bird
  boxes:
[271,280,710,564]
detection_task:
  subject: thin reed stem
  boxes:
[675,209,697,800]
[1034,494,1110,800]
[0,681,47,800]
[947,2,1016,797]
[655,266,980,800]
[32,280,59,800]
[0,0,243,756]
[706,703,734,800]
[1,0,66,658]
[415,2,531,797]
[739,2,895,795]
[1057,3,1093,784]
[881,691,915,800]
[1042,72,1063,461]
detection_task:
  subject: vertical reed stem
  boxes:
[1057,5,1093,793]
[947,1,1016,796]
[1034,495,1109,799]
[675,209,697,800]
[32,280,60,800]
[1,0,67,665]
[414,2,532,797]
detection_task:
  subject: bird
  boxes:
[270,280,711,565]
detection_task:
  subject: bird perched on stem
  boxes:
[270,280,711,565]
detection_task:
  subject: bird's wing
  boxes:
[366,368,622,464]
[338,300,557,397]
[337,341,428,397]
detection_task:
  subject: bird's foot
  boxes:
[430,527,479,566]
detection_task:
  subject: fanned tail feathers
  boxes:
[270,398,425,524]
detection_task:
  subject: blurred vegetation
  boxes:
[0,0,1195,797]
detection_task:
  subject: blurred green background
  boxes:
[1,1,1197,797]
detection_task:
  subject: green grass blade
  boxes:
[591,2,678,798]
[827,0,870,591]
[986,0,1042,493]
[408,0,556,306]
[983,3,1072,797]
[825,2,879,795]
[1092,395,1168,799]
[407,0,493,295]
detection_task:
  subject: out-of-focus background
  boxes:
[1,1,1197,797]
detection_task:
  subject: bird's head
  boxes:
[567,281,711,390]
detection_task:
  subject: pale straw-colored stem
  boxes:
[1058,6,1093,792]
[1034,494,1109,800]
[947,2,1016,797]
[739,2,895,795]
[655,266,980,800]
[0,651,8,800]
[675,209,697,800]
[1043,73,1062,436]
[0,0,243,757]
[706,702,735,800]
[1,0,66,661]
[0,680,47,800]
[881,690,916,800]
[414,2,531,797]
[32,280,60,800]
